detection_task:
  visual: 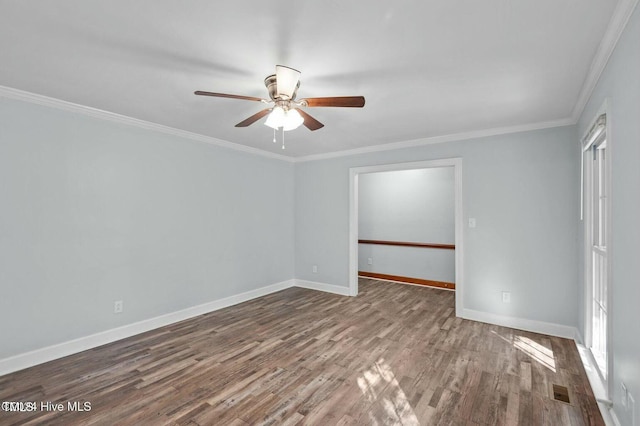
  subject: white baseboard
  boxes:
[0,279,295,376]
[294,279,351,296]
[3,282,584,378]
[462,308,579,340]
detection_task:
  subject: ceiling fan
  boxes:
[194,65,365,136]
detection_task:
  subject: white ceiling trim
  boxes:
[294,118,575,163]
[571,0,640,122]
[0,85,295,163]
[0,83,575,163]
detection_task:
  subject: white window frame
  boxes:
[581,101,613,397]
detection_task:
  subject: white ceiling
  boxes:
[0,1,620,158]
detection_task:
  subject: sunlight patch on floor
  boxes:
[357,358,420,425]
[513,336,556,372]
[490,330,556,372]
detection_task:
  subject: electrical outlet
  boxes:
[367,258,373,265]
[502,292,511,303]
[114,300,123,314]
[312,265,318,273]
[468,218,476,228]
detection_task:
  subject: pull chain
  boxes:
[268,127,287,150]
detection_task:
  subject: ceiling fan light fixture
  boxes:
[282,108,304,131]
[264,107,304,131]
[264,106,285,129]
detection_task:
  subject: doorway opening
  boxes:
[349,158,463,317]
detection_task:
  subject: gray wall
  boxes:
[0,98,295,359]
[295,125,580,327]
[358,168,455,283]
[577,4,640,423]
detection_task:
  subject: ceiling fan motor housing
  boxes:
[264,74,300,101]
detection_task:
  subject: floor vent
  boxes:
[552,384,571,404]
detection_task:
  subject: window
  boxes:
[590,139,608,377]
[582,112,610,387]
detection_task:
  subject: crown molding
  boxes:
[294,117,574,162]
[571,0,640,122]
[0,84,581,164]
[0,85,295,163]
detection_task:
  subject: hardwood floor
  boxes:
[0,279,603,425]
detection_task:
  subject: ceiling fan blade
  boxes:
[295,108,324,131]
[235,109,271,127]
[275,65,301,99]
[194,91,266,102]
[300,96,365,108]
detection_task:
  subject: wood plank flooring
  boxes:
[0,279,603,425]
